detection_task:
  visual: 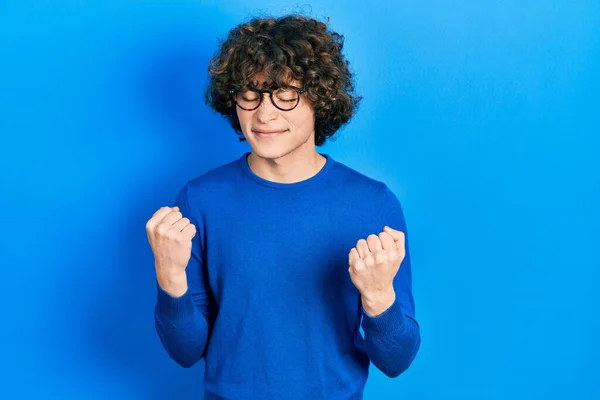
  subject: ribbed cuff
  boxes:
[155,282,195,321]
[361,298,406,337]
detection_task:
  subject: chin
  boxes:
[250,146,289,160]
[243,130,310,160]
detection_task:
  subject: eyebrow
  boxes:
[252,81,273,88]
[250,81,301,90]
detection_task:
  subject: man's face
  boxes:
[235,73,316,160]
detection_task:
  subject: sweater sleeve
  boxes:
[360,184,421,378]
[154,182,216,368]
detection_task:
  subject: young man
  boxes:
[146,14,421,400]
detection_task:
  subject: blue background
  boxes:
[1,1,598,399]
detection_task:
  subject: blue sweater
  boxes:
[154,152,421,399]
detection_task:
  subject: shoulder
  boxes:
[331,156,405,215]
[173,156,242,213]
[330,157,391,197]
[187,158,239,195]
[329,157,408,234]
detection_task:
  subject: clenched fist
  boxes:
[348,225,406,316]
[146,205,196,297]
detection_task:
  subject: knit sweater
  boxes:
[154,151,421,400]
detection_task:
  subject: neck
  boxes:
[247,150,327,184]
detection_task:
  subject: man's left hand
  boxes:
[348,226,406,316]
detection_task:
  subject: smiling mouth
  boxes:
[254,129,288,136]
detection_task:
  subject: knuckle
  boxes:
[364,256,375,268]
[155,224,167,236]
[156,206,169,215]
[374,252,387,264]
[174,235,185,244]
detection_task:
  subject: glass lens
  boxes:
[236,90,260,109]
[273,88,299,110]
[235,88,299,110]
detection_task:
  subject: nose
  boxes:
[255,93,278,123]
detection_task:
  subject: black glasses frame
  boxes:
[229,86,306,111]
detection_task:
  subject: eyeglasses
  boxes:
[229,86,306,111]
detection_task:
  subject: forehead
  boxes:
[250,72,301,88]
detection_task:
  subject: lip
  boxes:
[253,129,288,136]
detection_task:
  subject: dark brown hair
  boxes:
[205,14,362,146]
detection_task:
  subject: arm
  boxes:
[360,185,421,378]
[154,183,216,368]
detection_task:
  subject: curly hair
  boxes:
[204,14,362,146]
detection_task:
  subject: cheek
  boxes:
[290,108,315,130]
[236,109,252,128]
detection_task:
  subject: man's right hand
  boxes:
[146,206,197,297]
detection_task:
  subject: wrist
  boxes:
[361,287,396,317]
[156,268,188,298]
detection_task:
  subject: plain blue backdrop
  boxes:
[1,1,598,399]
